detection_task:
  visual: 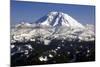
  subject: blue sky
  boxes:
[11,1,95,25]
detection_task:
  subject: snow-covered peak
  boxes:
[48,11,64,16]
[37,11,84,29]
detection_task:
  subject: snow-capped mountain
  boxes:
[11,11,95,44]
[36,11,84,29]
